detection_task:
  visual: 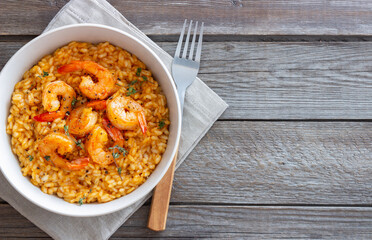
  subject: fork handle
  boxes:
[148,151,178,231]
[178,87,186,115]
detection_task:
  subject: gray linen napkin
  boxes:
[0,0,228,239]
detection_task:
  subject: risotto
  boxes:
[6,42,170,204]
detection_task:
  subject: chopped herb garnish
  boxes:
[142,76,148,81]
[78,191,90,206]
[158,119,165,129]
[126,87,137,96]
[112,152,120,159]
[113,160,123,180]
[64,125,69,136]
[129,80,138,86]
[28,155,33,161]
[44,156,50,161]
[109,145,126,180]
[109,145,127,155]
[43,71,49,77]
[136,67,142,76]
[75,139,84,149]
[71,97,77,108]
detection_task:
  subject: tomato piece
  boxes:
[33,112,63,122]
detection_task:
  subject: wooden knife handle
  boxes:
[147,151,178,231]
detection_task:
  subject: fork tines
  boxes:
[174,19,204,62]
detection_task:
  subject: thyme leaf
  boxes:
[64,125,69,136]
[71,97,77,108]
[126,87,137,96]
[158,119,165,129]
[136,67,142,76]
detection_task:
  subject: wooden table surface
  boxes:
[1,0,372,239]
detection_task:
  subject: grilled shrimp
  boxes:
[57,60,116,100]
[67,106,98,136]
[33,81,76,122]
[85,125,124,166]
[106,93,147,134]
[37,132,89,170]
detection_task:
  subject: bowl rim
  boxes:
[0,23,181,217]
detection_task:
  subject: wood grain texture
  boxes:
[160,41,372,119]
[171,121,372,205]
[2,0,372,36]
[2,41,372,119]
[148,153,177,231]
[1,203,372,239]
[1,122,371,205]
[1,1,371,237]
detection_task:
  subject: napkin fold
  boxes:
[0,0,228,239]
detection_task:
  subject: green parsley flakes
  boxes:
[109,145,127,155]
[75,139,84,149]
[136,67,142,76]
[64,125,69,136]
[71,97,77,108]
[28,155,33,161]
[129,80,138,86]
[158,119,165,129]
[108,145,126,180]
[126,87,137,96]
[112,152,120,159]
[78,191,91,206]
[43,71,49,77]
[44,156,51,161]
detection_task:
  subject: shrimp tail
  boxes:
[102,118,124,142]
[57,61,82,74]
[66,157,90,170]
[33,111,63,122]
[86,100,107,110]
[138,112,147,134]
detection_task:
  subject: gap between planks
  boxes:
[1,204,372,239]
[4,35,372,42]
[1,121,371,205]
[2,0,372,36]
[1,41,372,120]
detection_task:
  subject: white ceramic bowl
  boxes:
[0,24,181,217]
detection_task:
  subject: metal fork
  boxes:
[172,19,204,114]
[147,20,204,232]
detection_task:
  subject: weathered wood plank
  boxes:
[0,203,49,238]
[1,41,372,119]
[172,121,372,205]
[1,204,372,239]
[2,0,372,36]
[1,122,371,205]
[161,41,372,119]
